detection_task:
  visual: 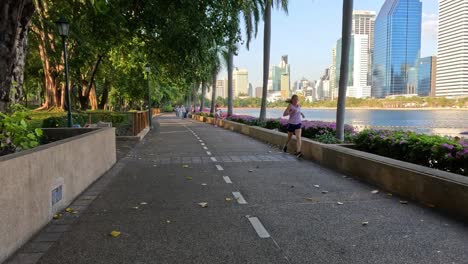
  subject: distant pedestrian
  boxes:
[214,104,222,127]
[181,105,186,119]
[282,95,305,158]
[174,105,180,117]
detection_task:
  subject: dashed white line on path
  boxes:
[199,140,203,142]
[206,151,212,155]
[211,157,217,162]
[233,192,247,204]
[246,216,270,238]
[201,143,205,146]
[216,165,224,171]
[223,176,232,184]
[203,146,208,150]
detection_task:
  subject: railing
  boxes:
[131,108,160,136]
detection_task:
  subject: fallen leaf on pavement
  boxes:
[198,202,208,208]
[110,231,121,237]
[53,214,61,220]
[140,202,148,205]
[305,197,318,202]
[201,183,207,186]
[337,202,344,205]
[321,191,328,194]
[186,177,193,180]
[400,201,408,205]
[387,193,393,196]
[132,207,139,210]
[225,198,232,202]
[314,185,320,188]
[371,190,379,194]
[362,221,369,226]
[166,220,171,224]
[65,208,73,213]
[182,165,189,168]
[248,170,253,172]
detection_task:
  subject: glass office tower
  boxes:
[372,0,422,98]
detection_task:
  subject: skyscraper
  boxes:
[353,10,376,86]
[335,35,371,98]
[353,11,376,49]
[418,56,437,97]
[330,47,337,99]
[233,68,248,97]
[436,0,468,97]
[372,0,422,98]
[269,55,290,94]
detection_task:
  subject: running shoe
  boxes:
[282,145,288,152]
[296,152,303,158]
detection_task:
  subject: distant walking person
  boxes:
[174,105,180,117]
[283,95,305,158]
[181,105,186,119]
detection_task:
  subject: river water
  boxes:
[229,108,468,136]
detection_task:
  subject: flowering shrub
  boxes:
[225,114,355,143]
[354,129,468,176]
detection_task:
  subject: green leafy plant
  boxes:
[354,129,468,176]
[0,112,43,156]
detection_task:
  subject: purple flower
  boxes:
[441,143,454,150]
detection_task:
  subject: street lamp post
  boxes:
[145,64,152,129]
[56,16,73,128]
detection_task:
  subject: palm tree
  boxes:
[336,0,354,141]
[259,0,288,122]
[200,81,206,112]
[210,51,223,115]
[226,0,263,117]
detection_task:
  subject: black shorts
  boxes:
[287,123,302,133]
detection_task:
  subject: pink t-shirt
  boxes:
[288,104,301,125]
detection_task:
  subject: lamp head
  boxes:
[55,16,69,37]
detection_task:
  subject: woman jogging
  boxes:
[283,95,305,158]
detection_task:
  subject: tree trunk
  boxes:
[32,0,62,110]
[98,79,111,109]
[186,84,193,113]
[79,55,103,110]
[0,0,35,112]
[192,83,198,113]
[259,3,271,122]
[210,67,217,114]
[89,84,98,110]
[227,50,234,117]
[200,81,206,112]
[336,0,353,141]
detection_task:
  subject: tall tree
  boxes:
[336,0,354,141]
[259,0,288,122]
[227,49,234,117]
[210,50,223,114]
[226,0,262,117]
[0,0,35,112]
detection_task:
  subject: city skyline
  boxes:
[220,0,438,89]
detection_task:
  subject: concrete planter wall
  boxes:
[0,128,116,262]
[193,115,468,221]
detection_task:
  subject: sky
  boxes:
[220,0,439,88]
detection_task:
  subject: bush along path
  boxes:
[195,112,468,176]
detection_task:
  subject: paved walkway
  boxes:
[12,115,468,263]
